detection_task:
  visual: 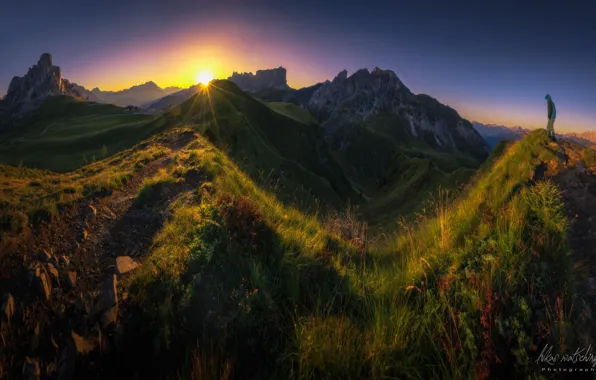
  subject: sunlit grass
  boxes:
[126,129,588,379]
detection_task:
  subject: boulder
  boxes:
[47,263,60,284]
[35,267,52,301]
[83,204,97,222]
[100,306,119,328]
[94,275,118,314]
[115,256,139,275]
[39,249,53,262]
[65,271,77,288]
[1,294,15,323]
[59,255,71,267]
[70,331,97,355]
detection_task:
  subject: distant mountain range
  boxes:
[74,81,181,107]
[473,122,596,149]
[472,122,531,149]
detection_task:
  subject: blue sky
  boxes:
[1,0,595,131]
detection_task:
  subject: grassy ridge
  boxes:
[0,96,166,171]
[163,81,359,212]
[124,129,587,379]
[0,128,186,236]
[265,102,318,126]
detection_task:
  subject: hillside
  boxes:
[0,96,166,171]
[1,115,595,378]
[159,80,359,211]
[306,68,489,216]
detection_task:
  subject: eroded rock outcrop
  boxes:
[4,53,82,108]
[0,53,83,128]
[307,67,489,161]
[228,67,289,92]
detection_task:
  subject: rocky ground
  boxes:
[0,131,198,379]
[549,140,596,326]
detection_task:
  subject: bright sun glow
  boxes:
[195,71,214,85]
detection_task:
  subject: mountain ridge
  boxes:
[74,81,181,107]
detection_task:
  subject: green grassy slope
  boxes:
[163,80,359,211]
[0,89,587,379]
[327,112,481,230]
[0,96,166,171]
[0,129,183,235]
[265,102,318,126]
[122,129,587,379]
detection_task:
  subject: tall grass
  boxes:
[0,128,183,237]
[126,129,589,379]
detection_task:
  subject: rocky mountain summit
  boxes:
[308,67,489,161]
[0,53,83,126]
[228,67,289,93]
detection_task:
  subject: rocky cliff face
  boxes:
[0,53,83,128]
[228,67,289,93]
[308,67,489,161]
[3,53,82,108]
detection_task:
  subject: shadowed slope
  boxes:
[162,80,359,211]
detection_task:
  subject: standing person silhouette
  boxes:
[545,94,557,141]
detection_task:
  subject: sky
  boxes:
[1,0,595,132]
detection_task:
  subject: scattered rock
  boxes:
[65,271,77,288]
[47,263,60,283]
[71,331,96,355]
[39,250,53,262]
[46,362,58,376]
[36,271,52,300]
[60,255,71,267]
[94,275,118,314]
[101,306,119,328]
[1,294,15,323]
[115,256,139,275]
[22,356,40,380]
[83,204,97,222]
[75,292,95,315]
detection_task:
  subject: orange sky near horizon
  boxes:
[61,23,593,133]
[67,23,325,93]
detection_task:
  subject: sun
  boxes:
[195,71,214,85]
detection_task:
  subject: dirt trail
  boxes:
[0,130,200,379]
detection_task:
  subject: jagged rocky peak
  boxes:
[308,67,489,161]
[308,66,408,120]
[334,69,348,83]
[4,53,82,107]
[228,67,289,92]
